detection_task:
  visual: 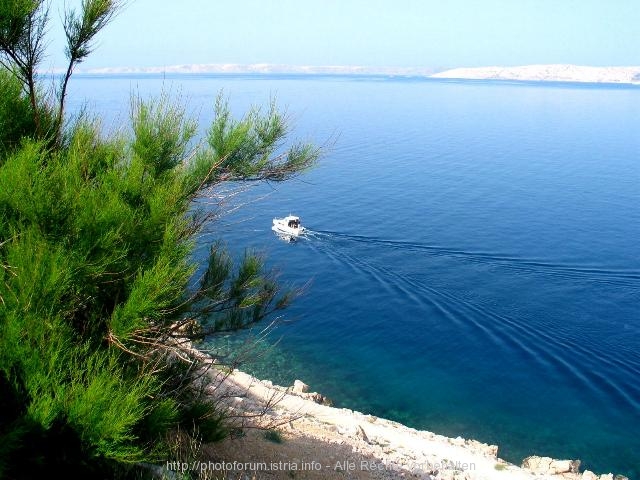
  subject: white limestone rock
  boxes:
[292,379,309,393]
[522,456,581,475]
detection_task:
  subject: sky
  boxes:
[44,0,640,71]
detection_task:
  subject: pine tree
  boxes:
[0,1,319,477]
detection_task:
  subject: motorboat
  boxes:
[272,215,304,237]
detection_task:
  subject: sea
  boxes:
[67,74,640,478]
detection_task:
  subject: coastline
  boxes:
[186,363,627,480]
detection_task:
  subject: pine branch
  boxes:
[56,0,122,145]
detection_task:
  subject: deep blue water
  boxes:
[68,74,640,478]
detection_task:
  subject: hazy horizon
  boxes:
[42,62,640,77]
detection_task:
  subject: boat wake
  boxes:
[301,227,640,413]
[306,229,640,287]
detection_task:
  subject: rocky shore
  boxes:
[188,367,628,480]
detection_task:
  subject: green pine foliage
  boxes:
[0,69,35,154]
[0,3,320,477]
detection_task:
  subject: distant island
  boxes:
[71,63,437,76]
[431,64,640,85]
[51,63,640,85]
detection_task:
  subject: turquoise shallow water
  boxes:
[69,74,640,478]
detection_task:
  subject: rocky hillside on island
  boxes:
[431,65,640,85]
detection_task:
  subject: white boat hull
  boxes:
[272,216,304,237]
[272,222,304,236]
